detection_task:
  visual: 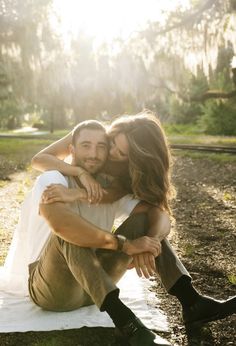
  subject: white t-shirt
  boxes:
[0,170,139,296]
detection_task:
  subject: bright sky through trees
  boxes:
[52,0,190,46]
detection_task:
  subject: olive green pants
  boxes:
[28,213,189,312]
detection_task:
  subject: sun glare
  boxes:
[52,0,190,47]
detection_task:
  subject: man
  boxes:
[28,120,171,346]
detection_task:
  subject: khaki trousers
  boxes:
[28,213,189,312]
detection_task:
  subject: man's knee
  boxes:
[115,212,149,239]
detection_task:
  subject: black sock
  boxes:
[101,289,135,328]
[169,275,200,308]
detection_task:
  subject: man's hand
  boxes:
[41,184,87,204]
[123,236,161,258]
[128,252,158,278]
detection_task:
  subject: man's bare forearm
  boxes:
[39,202,162,257]
[40,202,117,249]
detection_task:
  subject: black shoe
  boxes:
[115,316,171,345]
[183,295,236,326]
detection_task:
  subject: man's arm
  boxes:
[40,202,117,249]
[39,201,162,257]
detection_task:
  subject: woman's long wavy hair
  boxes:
[108,111,176,214]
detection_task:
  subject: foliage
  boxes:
[0,0,235,135]
[199,99,236,135]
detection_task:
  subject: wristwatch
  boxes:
[114,234,127,252]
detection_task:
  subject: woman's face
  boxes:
[109,132,129,162]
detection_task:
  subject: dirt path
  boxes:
[0,156,235,345]
[158,156,236,345]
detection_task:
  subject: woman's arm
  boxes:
[131,203,171,241]
[146,208,171,241]
[31,131,105,202]
[129,205,171,278]
[31,132,130,204]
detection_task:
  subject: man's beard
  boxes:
[75,157,104,174]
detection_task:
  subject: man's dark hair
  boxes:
[72,120,107,146]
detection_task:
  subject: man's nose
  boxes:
[89,146,98,158]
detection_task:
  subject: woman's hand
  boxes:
[79,171,106,204]
[123,236,162,258]
[128,252,158,278]
[41,184,88,204]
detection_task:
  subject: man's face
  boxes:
[72,128,108,174]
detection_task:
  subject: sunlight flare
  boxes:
[52,0,190,46]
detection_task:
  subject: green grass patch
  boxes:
[0,138,53,155]
[168,134,236,146]
[0,138,54,177]
[164,124,236,146]
[184,243,195,257]
[173,150,236,163]
[227,274,236,285]
[223,192,233,201]
[164,123,204,136]
[0,129,70,138]
[0,180,8,188]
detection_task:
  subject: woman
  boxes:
[32,111,175,214]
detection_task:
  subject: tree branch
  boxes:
[189,90,236,101]
[150,83,236,102]
[148,0,219,36]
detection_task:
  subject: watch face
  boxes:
[116,234,127,251]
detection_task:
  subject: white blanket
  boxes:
[0,172,169,336]
[0,269,168,333]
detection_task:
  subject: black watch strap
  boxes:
[114,234,127,252]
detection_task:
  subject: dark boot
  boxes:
[115,316,171,345]
[183,295,236,326]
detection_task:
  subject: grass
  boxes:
[0,129,70,138]
[0,138,54,179]
[184,243,196,257]
[227,274,236,285]
[168,134,236,146]
[164,124,236,146]
[0,181,8,188]
[2,126,236,146]
[0,138,53,155]
[173,150,236,163]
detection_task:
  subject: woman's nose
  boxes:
[109,146,117,159]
